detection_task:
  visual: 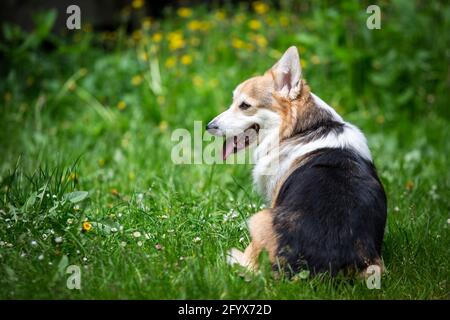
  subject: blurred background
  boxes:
[0,0,449,299]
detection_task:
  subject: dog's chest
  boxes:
[252,138,291,203]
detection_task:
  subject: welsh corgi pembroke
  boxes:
[206,46,387,276]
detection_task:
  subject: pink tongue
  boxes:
[223,135,248,160]
[223,137,236,160]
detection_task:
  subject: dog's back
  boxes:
[273,147,387,275]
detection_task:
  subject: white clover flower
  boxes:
[54,236,63,244]
[67,218,73,225]
[38,254,44,260]
[231,211,239,219]
[193,236,201,243]
[111,227,118,233]
[120,241,127,247]
[133,231,141,238]
[239,237,245,243]
[137,241,143,247]
[31,240,38,246]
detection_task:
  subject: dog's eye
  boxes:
[239,102,251,110]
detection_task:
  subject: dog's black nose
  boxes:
[206,122,218,131]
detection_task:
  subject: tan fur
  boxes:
[270,79,331,141]
[228,209,278,270]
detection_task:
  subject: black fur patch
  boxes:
[293,120,345,144]
[273,148,387,276]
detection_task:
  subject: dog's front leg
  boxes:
[227,209,278,271]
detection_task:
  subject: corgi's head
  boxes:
[206,46,308,160]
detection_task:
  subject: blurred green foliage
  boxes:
[0,0,448,299]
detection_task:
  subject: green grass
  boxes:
[0,0,449,299]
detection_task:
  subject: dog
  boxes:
[206,46,387,277]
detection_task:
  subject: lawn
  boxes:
[0,0,449,299]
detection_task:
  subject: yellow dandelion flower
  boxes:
[311,55,321,65]
[181,54,193,65]
[177,7,192,18]
[142,17,151,29]
[190,37,200,46]
[82,221,92,232]
[157,95,165,105]
[232,38,245,49]
[132,29,143,42]
[193,75,204,87]
[252,1,269,15]
[405,180,414,191]
[187,20,202,31]
[67,172,79,182]
[159,120,168,132]
[280,15,289,27]
[83,23,93,33]
[248,19,262,30]
[152,32,163,42]
[300,59,307,69]
[254,34,268,48]
[128,171,136,181]
[168,31,185,51]
[132,0,144,9]
[200,21,211,31]
[234,13,245,24]
[138,51,148,61]
[98,159,106,167]
[165,57,176,68]
[214,10,226,21]
[377,115,385,125]
[131,75,143,86]
[117,101,127,110]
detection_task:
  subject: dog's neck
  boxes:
[273,80,336,141]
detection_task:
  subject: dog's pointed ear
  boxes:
[269,46,302,99]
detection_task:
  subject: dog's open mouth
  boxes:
[223,124,260,160]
